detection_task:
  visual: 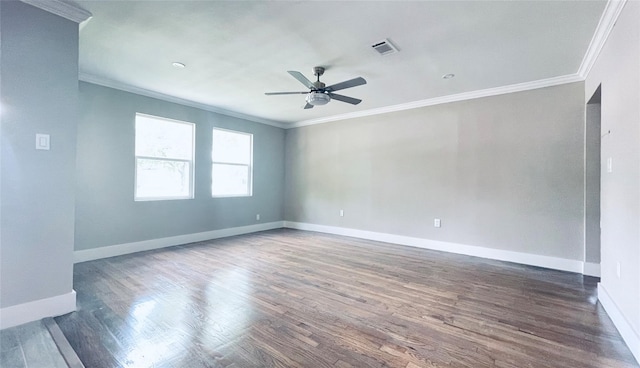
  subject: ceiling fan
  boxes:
[265,67,366,109]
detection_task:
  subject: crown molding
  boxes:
[578,0,628,79]
[290,74,584,129]
[20,0,92,23]
[79,73,288,129]
[80,72,582,131]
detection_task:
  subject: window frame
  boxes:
[211,127,254,198]
[134,113,196,202]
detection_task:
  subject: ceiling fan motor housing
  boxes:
[306,91,331,106]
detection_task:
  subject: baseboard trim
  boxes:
[74,221,285,263]
[598,283,640,364]
[74,221,601,274]
[583,262,601,277]
[284,221,586,274]
[0,291,76,330]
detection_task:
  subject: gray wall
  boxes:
[0,2,78,307]
[74,82,285,250]
[585,0,640,341]
[285,82,586,261]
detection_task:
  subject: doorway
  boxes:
[585,85,601,275]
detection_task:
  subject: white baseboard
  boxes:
[74,220,599,273]
[74,221,285,263]
[284,221,587,274]
[0,290,76,330]
[598,283,640,364]
[583,262,601,277]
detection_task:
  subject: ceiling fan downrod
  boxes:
[313,66,325,90]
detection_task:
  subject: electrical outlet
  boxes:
[340,210,344,217]
[434,218,441,228]
[256,214,260,221]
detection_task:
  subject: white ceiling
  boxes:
[75,0,607,127]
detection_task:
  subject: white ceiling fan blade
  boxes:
[329,93,362,105]
[325,77,366,92]
[288,71,315,89]
[265,91,308,95]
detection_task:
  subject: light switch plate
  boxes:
[36,134,50,150]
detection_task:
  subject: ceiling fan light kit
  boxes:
[306,91,331,106]
[265,66,366,109]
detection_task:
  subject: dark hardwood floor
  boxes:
[56,229,638,368]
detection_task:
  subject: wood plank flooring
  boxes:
[0,319,69,368]
[56,229,638,368]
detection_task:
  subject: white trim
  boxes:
[284,222,587,274]
[78,74,287,129]
[80,72,584,131]
[583,262,601,277]
[598,283,640,364]
[0,291,76,330]
[578,0,628,79]
[290,74,583,128]
[75,221,601,275]
[74,221,284,263]
[20,0,91,23]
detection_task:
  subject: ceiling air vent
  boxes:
[372,39,398,56]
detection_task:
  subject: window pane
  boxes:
[212,129,251,164]
[212,164,250,196]
[135,115,194,160]
[136,159,191,199]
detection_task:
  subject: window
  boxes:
[212,128,253,197]
[134,113,195,201]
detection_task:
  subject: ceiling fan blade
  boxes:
[304,103,314,109]
[265,91,308,95]
[288,71,315,89]
[328,93,362,105]
[325,77,366,92]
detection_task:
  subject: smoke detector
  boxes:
[372,39,399,56]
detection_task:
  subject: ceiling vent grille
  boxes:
[372,39,398,56]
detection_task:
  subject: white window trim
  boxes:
[134,113,196,201]
[211,127,253,198]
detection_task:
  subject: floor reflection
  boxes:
[115,297,185,366]
[117,266,255,367]
[201,267,253,350]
